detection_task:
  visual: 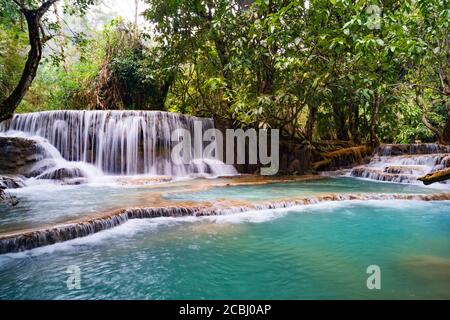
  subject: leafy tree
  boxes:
[0,0,94,122]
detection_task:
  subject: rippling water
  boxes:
[0,182,169,233]
[1,200,449,299]
[1,177,437,233]
[165,177,436,201]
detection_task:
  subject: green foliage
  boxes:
[1,0,448,144]
[0,25,27,102]
[145,0,448,142]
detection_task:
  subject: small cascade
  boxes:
[0,110,237,177]
[351,143,450,184]
[2,192,450,254]
[0,131,103,184]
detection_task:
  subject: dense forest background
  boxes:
[0,0,449,147]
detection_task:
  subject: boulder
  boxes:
[0,189,18,206]
[0,136,43,175]
[37,167,85,180]
[442,155,450,168]
[0,175,25,189]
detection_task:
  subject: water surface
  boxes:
[1,200,449,299]
[165,177,437,202]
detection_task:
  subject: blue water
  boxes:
[164,177,436,202]
[0,180,194,233]
[1,177,436,233]
[1,200,449,299]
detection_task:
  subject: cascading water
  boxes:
[350,144,450,184]
[0,110,237,178]
[0,130,103,183]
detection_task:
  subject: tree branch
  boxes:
[12,0,26,10]
[37,0,60,19]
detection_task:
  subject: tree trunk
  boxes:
[259,55,275,94]
[349,101,360,144]
[422,114,443,142]
[416,88,443,143]
[442,107,450,144]
[0,0,59,123]
[370,93,381,146]
[0,10,43,123]
[306,104,317,142]
[418,168,450,185]
[332,103,349,141]
[437,47,449,142]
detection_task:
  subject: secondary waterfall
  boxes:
[0,110,237,177]
[350,143,450,184]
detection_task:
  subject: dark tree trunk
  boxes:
[158,74,175,109]
[0,0,58,123]
[259,55,275,95]
[306,104,317,142]
[213,38,233,92]
[213,37,235,124]
[0,10,42,123]
[370,93,381,146]
[442,107,450,144]
[332,103,349,141]
[440,65,450,143]
[422,114,442,142]
[416,88,443,143]
[349,101,360,143]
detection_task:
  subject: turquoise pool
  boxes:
[164,177,437,202]
[1,199,449,299]
[0,177,438,233]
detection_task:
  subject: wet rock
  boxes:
[351,167,413,183]
[0,136,43,175]
[25,159,56,178]
[37,167,85,180]
[190,161,213,174]
[383,166,426,176]
[0,175,25,189]
[0,189,19,206]
[441,155,450,168]
[60,178,88,185]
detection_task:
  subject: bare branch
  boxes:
[37,0,60,19]
[12,0,26,10]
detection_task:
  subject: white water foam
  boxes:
[4,199,445,259]
[323,145,450,188]
[0,110,237,178]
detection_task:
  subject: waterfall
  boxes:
[0,110,237,177]
[350,143,450,184]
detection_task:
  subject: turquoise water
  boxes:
[0,180,197,233]
[1,200,449,299]
[0,177,437,233]
[165,177,436,202]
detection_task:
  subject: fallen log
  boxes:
[311,159,332,171]
[313,145,374,171]
[418,168,450,185]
